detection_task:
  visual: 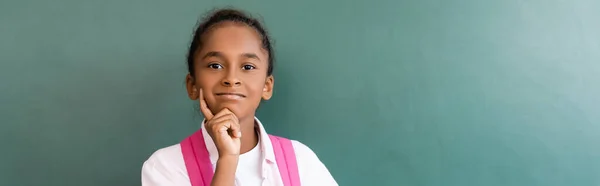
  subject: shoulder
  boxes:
[143,144,184,168]
[270,136,321,162]
[141,144,190,186]
[287,139,339,186]
[289,140,319,160]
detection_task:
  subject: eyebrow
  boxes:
[241,53,261,61]
[201,51,261,61]
[201,51,223,60]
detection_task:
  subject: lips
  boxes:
[215,92,246,98]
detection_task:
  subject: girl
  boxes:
[141,8,338,186]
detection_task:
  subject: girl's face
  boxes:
[186,22,274,120]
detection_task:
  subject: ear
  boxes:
[261,75,274,100]
[185,74,199,100]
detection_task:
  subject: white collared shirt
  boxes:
[141,117,338,186]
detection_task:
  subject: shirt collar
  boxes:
[201,116,276,165]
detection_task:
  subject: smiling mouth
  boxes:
[215,93,246,98]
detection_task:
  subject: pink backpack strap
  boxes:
[269,135,301,186]
[181,130,213,186]
[181,131,301,186]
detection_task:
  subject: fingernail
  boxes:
[237,132,242,137]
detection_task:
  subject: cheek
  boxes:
[197,74,220,87]
[195,76,218,101]
[244,78,266,96]
[248,82,265,95]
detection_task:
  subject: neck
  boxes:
[239,115,258,154]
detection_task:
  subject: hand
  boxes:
[199,88,242,157]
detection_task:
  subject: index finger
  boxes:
[199,88,214,120]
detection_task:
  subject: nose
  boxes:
[221,71,242,87]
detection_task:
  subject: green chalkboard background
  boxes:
[1,0,599,185]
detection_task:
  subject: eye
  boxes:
[208,63,223,69]
[242,64,255,70]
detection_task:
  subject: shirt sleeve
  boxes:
[141,148,191,186]
[291,140,339,186]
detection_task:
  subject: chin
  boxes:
[212,103,243,117]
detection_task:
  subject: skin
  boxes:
[184,21,274,186]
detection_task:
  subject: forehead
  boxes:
[199,22,268,60]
